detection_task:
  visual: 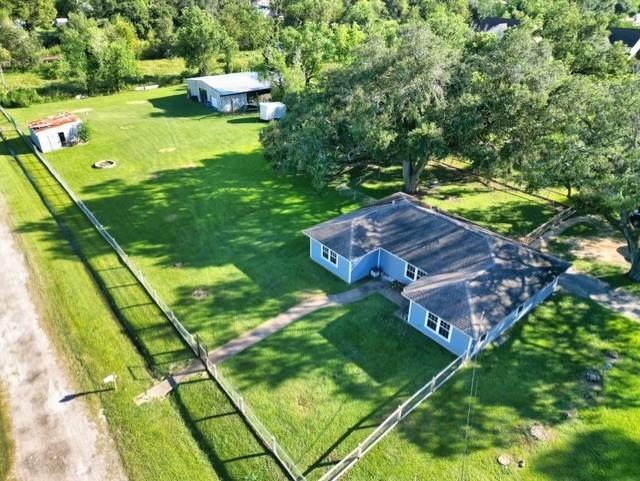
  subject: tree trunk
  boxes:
[402,159,427,194]
[608,210,640,282]
[629,250,640,282]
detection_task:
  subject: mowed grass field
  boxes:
[222,295,455,479]
[3,85,639,481]
[10,85,359,351]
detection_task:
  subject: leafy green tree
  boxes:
[175,6,229,75]
[146,0,177,58]
[449,27,567,173]
[88,0,150,37]
[331,23,367,63]
[261,42,305,97]
[424,4,470,49]
[60,12,139,92]
[99,38,139,91]
[279,22,335,85]
[271,0,346,25]
[218,0,272,50]
[519,76,640,281]
[4,0,56,30]
[262,24,459,193]
[0,16,43,70]
[60,13,98,79]
[343,0,389,26]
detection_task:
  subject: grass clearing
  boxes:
[347,294,640,481]
[222,295,455,479]
[4,83,639,481]
[9,85,359,351]
[355,163,559,237]
[0,384,14,481]
[0,115,284,480]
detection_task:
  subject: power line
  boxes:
[459,347,483,481]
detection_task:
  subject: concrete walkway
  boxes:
[136,280,401,404]
[559,270,640,322]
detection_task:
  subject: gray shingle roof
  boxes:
[304,193,570,338]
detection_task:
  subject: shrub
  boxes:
[76,122,91,143]
[0,88,42,107]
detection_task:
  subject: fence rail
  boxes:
[2,106,475,481]
[317,353,468,481]
[522,207,577,245]
[0,105,305,481]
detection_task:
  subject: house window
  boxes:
[321,245,338,266]
[405,263,416,280]
[405,263,427,281]
[438,321,451,340]
[426,312,438,331]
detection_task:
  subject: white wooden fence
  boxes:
[0,105,306,480]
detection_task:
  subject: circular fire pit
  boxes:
[93,159,117,169]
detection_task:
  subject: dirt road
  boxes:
[0,197,126,481]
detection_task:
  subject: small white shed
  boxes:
[186,72,271,113]
[28,112,82,153]
[259,102,287,121]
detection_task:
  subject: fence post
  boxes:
[195,334,201,358]
[396,406,402,422]
[240,396,245,414]
[272,435,277,453]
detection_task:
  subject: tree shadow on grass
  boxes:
[534,429,640,481]
[147,91,226,119]
[389,294,640,463]
[16,149,358,351]
[220,297,456,473]
[172,377,287,481]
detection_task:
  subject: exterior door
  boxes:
[199,88,207,103]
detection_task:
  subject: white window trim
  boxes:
[321,244,338,266]
[438,320,452,341]
[405,262,427,281]
[405,263,416,280]
[423,309,452,342]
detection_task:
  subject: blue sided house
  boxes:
[303,193,571,357]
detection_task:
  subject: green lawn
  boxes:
[4,84,639,481]
[355,163,559,237]
[347,294,640,481]
[548,220,640,296]
[9,85,359,351]
[222,295,455,479]
[0,117,286,481]
[0,384,14,481]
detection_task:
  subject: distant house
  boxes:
[186,72,271,113]
[609,27,640,58]
[303,193,570,356]
[28,112,82,153]
[475,16,521,36]
[253,0,272,16]
[54,17,69,28]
